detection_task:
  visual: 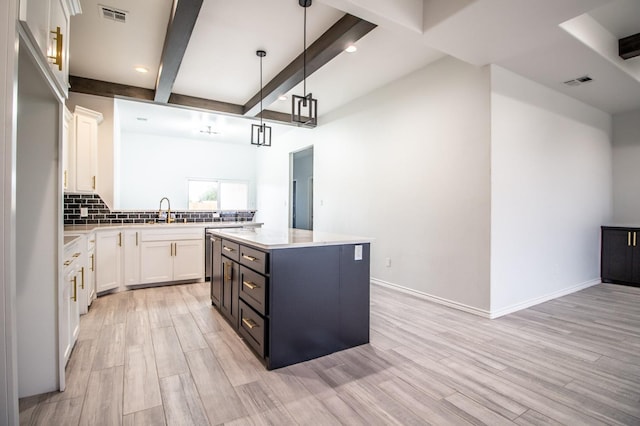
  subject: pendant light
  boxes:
[251,49,272,147]
[291,0,317,128]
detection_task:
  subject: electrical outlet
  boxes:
[80,207,88,217]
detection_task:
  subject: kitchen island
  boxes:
[208,228,371,369]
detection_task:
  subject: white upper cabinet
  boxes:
[73,106,103,193]
[19,0,81,97]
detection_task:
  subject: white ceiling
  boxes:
[69,0,640,143]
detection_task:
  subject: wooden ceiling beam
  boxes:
[242,13,376,118]
[154,0,204,103]
[619,32,640,60]
[69,75,297,126]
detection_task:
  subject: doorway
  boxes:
[290,147,313,230]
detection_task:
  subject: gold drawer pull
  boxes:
[242,318,258,329]
[73,252,81,257]
[242,255,257,262]
[64,260,71,266]
[243,280,259,290]
[71,276,77,302]
[223,246,235,252]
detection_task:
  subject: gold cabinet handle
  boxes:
[136,232,139,246]
[628,232,632,247]
[634,232,637,247]
[242,255,257,262]
[63,170,67,187]
[80,266,85,289]
[242,280,259,290]
[118,232,122,247]
[64,260,71,266]
[170,243,173,257]
[174,242,177,256]
[73,252,81,257]
[90,253,94,271]
[72,276,77,302]
[92,176,96,189]
[242,317,258,329]
[223,246,235,252]
[48,26,62,70]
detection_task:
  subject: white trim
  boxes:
[488,278,600,319]
[371,277,601,319]
[370,278,492,318]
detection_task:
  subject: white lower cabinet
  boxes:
[87,232,96,305]
[96,230,122,293]
[61,240,81,373]
[123,230,141,285]
[140,228,204,285]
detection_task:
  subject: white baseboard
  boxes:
[370,277,601,319]
[370,278,492,318]
[488,278,601,318]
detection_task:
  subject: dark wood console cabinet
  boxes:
[601,226,640,287]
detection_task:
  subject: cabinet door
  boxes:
[47,0,70,91]
[62,107,73,191]
[221,260,239,329]
[601,229,634,283]
[69,268,80,349]
[140,241,173,284]
[96,231,122,292]
[87,248,95,305]
[173,239,203,281]
[20,0,50,56]
[211,237,222,306]
[123,230,141,285]
[74,113,98,192]
[60,268,72,365]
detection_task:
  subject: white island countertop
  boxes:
[208,227,372,250]
[64,221,262,234]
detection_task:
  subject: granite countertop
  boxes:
[208,227,372,250]
[64,221,263,234]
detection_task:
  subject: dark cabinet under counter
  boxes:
[601,226,640,287]
[210,228,371,370]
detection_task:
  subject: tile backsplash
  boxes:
[64,193,255,225]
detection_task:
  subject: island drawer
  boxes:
[238,300,265,358]
[239,266,267,315]
[221,239,240,261]
[239,245,268,274]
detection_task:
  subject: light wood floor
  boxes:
[19,281,640,425]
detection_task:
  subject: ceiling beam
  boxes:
[242,13,376,118]
[619,32,640,60]
[69,75,296,126]
[154,0,204,103]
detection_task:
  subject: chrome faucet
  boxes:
[158,197,173,223]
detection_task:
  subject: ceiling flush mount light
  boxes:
[291,0,317,128]
[251,50,272,147]
[345,44,357,53]
[134,66,148,73]
[278,95,288,101]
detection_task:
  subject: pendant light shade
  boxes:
[291,0,318,128]
[251,49,272,147]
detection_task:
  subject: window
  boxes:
[188,179,249,210]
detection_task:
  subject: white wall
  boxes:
[1,0,19,420]
[256,56,492,312]
[67,93,115,209]
[16,45,61,397]
[612,109,640,224]
[490,65,612,315]
[117,132,257,210]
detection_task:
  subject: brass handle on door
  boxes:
[118,232,122,247]
[243,280,258,290]
[92,176,96,189]
[136,232,138,246]
[242,255,257,262]
[80,266,85,289]
[48,26,63,70]
[634,232,637,247]
[629,232,632,247]
[90,254,94,271]
[72,276,77,302]
[223,246,235,252]
[242,318,258,329]
[174,243,177,256]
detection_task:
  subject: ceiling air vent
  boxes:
[99,5,127,23]
[563,75,593,87]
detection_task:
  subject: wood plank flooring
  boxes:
[19,282,640,425]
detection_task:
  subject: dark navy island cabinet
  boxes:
[209,230,371,370]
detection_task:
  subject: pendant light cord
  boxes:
[303,5,307,96]
[260,54,263,127]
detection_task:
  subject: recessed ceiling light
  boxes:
[134,66,148,73]
[345,44,357,53]
[278,95,287,101]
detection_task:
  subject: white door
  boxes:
[173,239,204,281]
[123,230,141,285]
[140,241,173,284]
[74,113,97,192]
[95,230,122,292]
